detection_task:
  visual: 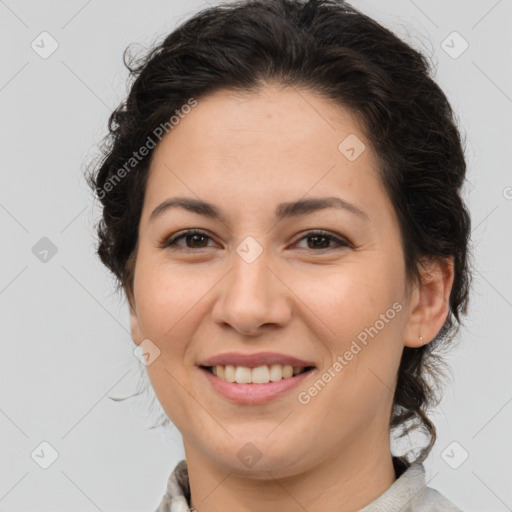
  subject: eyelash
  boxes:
[161,229,351,251]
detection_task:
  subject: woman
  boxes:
[88,0,471,510]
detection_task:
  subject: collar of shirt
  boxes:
[154,457,462,512]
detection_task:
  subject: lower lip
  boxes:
[199,367,315,404]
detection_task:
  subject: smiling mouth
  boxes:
[200,364,315,384]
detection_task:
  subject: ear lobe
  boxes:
[403,256,455,348]
[129,301,142,345]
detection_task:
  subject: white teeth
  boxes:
[235,366,252,384]
[269,364,284,382]
[251,365,270,384]
[225,365,236,383]
[211,364,308,384]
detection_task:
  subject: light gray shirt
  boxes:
[155,458,462,512]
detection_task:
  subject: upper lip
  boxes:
[198,351,316,369]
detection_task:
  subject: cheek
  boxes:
[133,258,207,425]
[132,253,222,366]
[132,254,191,345]
[287,257,405,397]
[289,255,403,332]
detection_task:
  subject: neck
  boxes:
[184,436,396,512]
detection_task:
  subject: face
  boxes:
[129,85,421,478]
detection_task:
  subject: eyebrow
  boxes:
[149,196,369,224]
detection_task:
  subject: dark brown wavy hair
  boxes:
[87,0,472,466]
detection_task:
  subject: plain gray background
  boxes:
[1,0,511,510]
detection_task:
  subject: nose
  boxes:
[211,247,291,336]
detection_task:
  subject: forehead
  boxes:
[153,85,368,163]
[143,85,393,226]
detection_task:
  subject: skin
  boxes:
[129,84,454,512]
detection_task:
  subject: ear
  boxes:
[403,256,455,348]
[128,296,143,345]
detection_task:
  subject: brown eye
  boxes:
[161,229,350,252]
[295,230,350,251]
[163,230,215,249]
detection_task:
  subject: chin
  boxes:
[204,435,316,478]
